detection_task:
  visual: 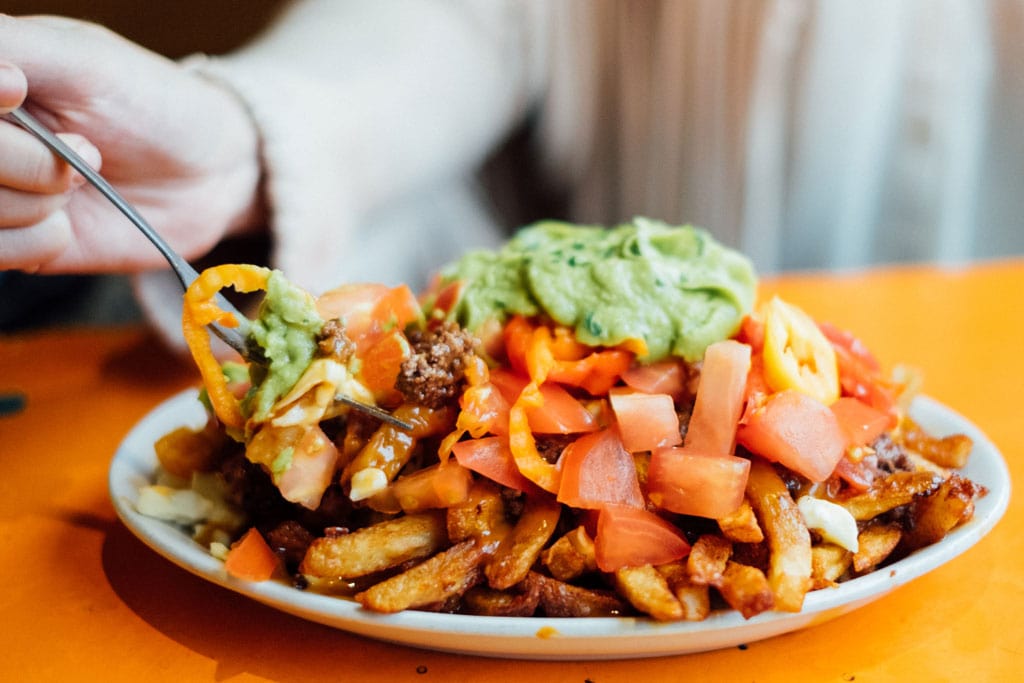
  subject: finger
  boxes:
[0,186,73,228]
[0,60,27,113]
[0,210,72,272]
[0,126,101,193]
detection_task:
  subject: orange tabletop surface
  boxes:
[1,259,1021,682]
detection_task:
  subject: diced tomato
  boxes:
[736,389,846,482]
[594,505,690,572]
[830,396,896,448]
[391,460,473,513]
[425,279,463,316]
[684,340,751,455]
[621,358,689,402]
[647,448,750,518]
[832,456,876,493]
[818,321,881,373]
[819,321,899,419]
[275,424,341,510]
[489,368,598,434]
[224,528,280,581]
[451,436,537,491]
[370,284,423,332]
[316,283,389,337]
[608,388,681,453]
[736,313,766,351]
[557,428,645,510]
[357,328,410,402]
[316,283,422,354]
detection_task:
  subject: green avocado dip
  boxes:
[244,269,324,421]
[438,217,757,362]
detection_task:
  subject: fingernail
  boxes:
[0,62,28,112]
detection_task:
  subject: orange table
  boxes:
[1,259,1021,682]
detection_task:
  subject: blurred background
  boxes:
[1,0,285,331]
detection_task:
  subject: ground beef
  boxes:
[317,318,355,363]
[871,433,915,474]
[264,520,315,570]
[395,321,476,408]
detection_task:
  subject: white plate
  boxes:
[109,389,1010,660]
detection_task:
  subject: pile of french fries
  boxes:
[289,415,982,621]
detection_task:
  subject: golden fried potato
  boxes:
[541,525,598,582]
[838,471,943,521]
[529,572,629,617]
[155,422,226,479]
[446,479,510,550]
[717,561,774,619]
[657,562,711,621]
[902,417,974,469]
[811,543,852,587]
[485,494,562,590]
[687,534,733,586]
[300,511,447,579]
[613,564,683,621]
[717,499,765,543]
[462,582,540,617]
[355,539,485,613]
[900,474,980,551]
[745,458,812,612]
[853,523,902,573]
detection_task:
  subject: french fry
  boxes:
[811,543,852,587]
[446,479,511,550]
[902,417,974,469]
[745,458,812,612]
[541,525,598,581]
[355,539,485,613]
[686,534,732,586]
[528,572,629,617]
[657,562,711,621]
[838,471,943,521]
[485,494,562,589]
[717,499,765,543]
[613,564,684,621]
[462,581,541,617]
[717,561,774,619]
[340,404,455,488]
[300,511,447,579]
[853,523,902,573]
[900,474,980,551]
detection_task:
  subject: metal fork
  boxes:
[4,107,410,429]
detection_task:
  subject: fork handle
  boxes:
[2,107,252,354]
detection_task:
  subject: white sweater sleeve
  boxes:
[136,0,550,351]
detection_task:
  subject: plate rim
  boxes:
[108,389,1011,660]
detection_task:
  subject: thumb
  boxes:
[0,60,27,113]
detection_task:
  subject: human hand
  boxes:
[0,15,263,274]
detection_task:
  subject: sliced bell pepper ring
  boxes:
[508,383,561,493]
[182,263,272,430]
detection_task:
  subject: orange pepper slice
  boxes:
[181,264,271,430]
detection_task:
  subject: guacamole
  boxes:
[245,270,325,420]
[439,218,757,361]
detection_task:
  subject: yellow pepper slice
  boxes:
[761,296,840,405]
